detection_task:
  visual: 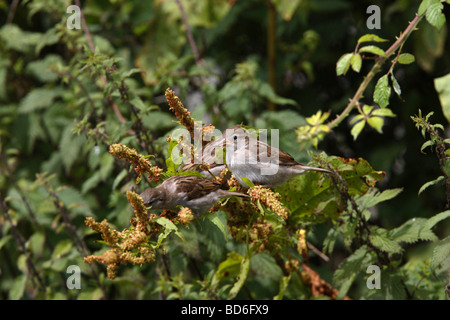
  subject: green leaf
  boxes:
[9,275,27,300]
[357,188,403,210]
[351,120,366,140]
[336,53,353,76]
[369,227,403,253]
[418,175,444,195]
[18,87,63,113]
[333,245,375,286]
[418,0,432,16]
[130,96,148,113]
[274,275,291,300]
[154,216,184,247]
[425,210,450,229]
[350,53,362,72]
[359,45,387,57]
[25,54,63,82]
[277,154,385,224]
[227,254,250,300]
[390,218,438,243]
[272,0,302,21]
[373,74,391,108]
[397,53,415,65]
[390,74,401,97]
[257,82,298,106]
[420,140,435,154]
[213,252,243,283]
[206,212,229,241]
[357,34,388,44]
[240,177,255,188]
[426,1,446,30]
[434,73,450,124]
[371,108,396,117]
[430,236,450,269]
[367,116,384,133]
[112,169,128,190]
[52,239,73,259]
[59,123,85,174]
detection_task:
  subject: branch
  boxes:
[175,0,202,66]
[74,0,126,125]
[327,13,423,129]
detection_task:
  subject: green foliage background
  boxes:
[0,0,449,300]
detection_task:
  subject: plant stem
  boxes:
[267,0,277,112]
[328,13,423,129]
[175,0,202,66]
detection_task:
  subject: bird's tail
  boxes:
[295,164,332,174]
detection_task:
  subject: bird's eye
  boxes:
[233,135,237,141]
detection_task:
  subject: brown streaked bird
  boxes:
[184,125,332,188]
[140,175,249,215]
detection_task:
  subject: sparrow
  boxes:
[140,175,249,215]
[184,125,331,188]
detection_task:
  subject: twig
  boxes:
[328,13,423,129]
[307,241,330,262]
[267,0,276,112]
[6,0,20,24]
[74,0,126,125]
[174,0,202,66]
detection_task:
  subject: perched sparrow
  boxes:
[140,175,249,215]
[184,125,331,188]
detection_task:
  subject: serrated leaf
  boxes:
[336,53,353,76]
[390,218,438,243]
[418,175,444,195]
[373,74,391,108]
[426,2,446,30]
[369,228,403,253]
[351,120,366,140]
[277,155,385,224]
[350,53,362,72]
[357,188,403,210]
[18,87,63,113]
[333,245,375,286]
[397,53,415,65]
[59,124,85,174]
[357,34,388,44]
[155,216,184,247]
[359,45,387,57]
[424,210,450,229]
[430,236,450,269]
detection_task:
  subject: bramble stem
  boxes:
[327,13,423,129]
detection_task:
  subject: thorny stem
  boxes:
[267,0,277,112]
[327,13,423,129]
[175,0,202,66]
[75,0,126,125]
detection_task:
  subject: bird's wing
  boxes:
[172,175,223,200]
